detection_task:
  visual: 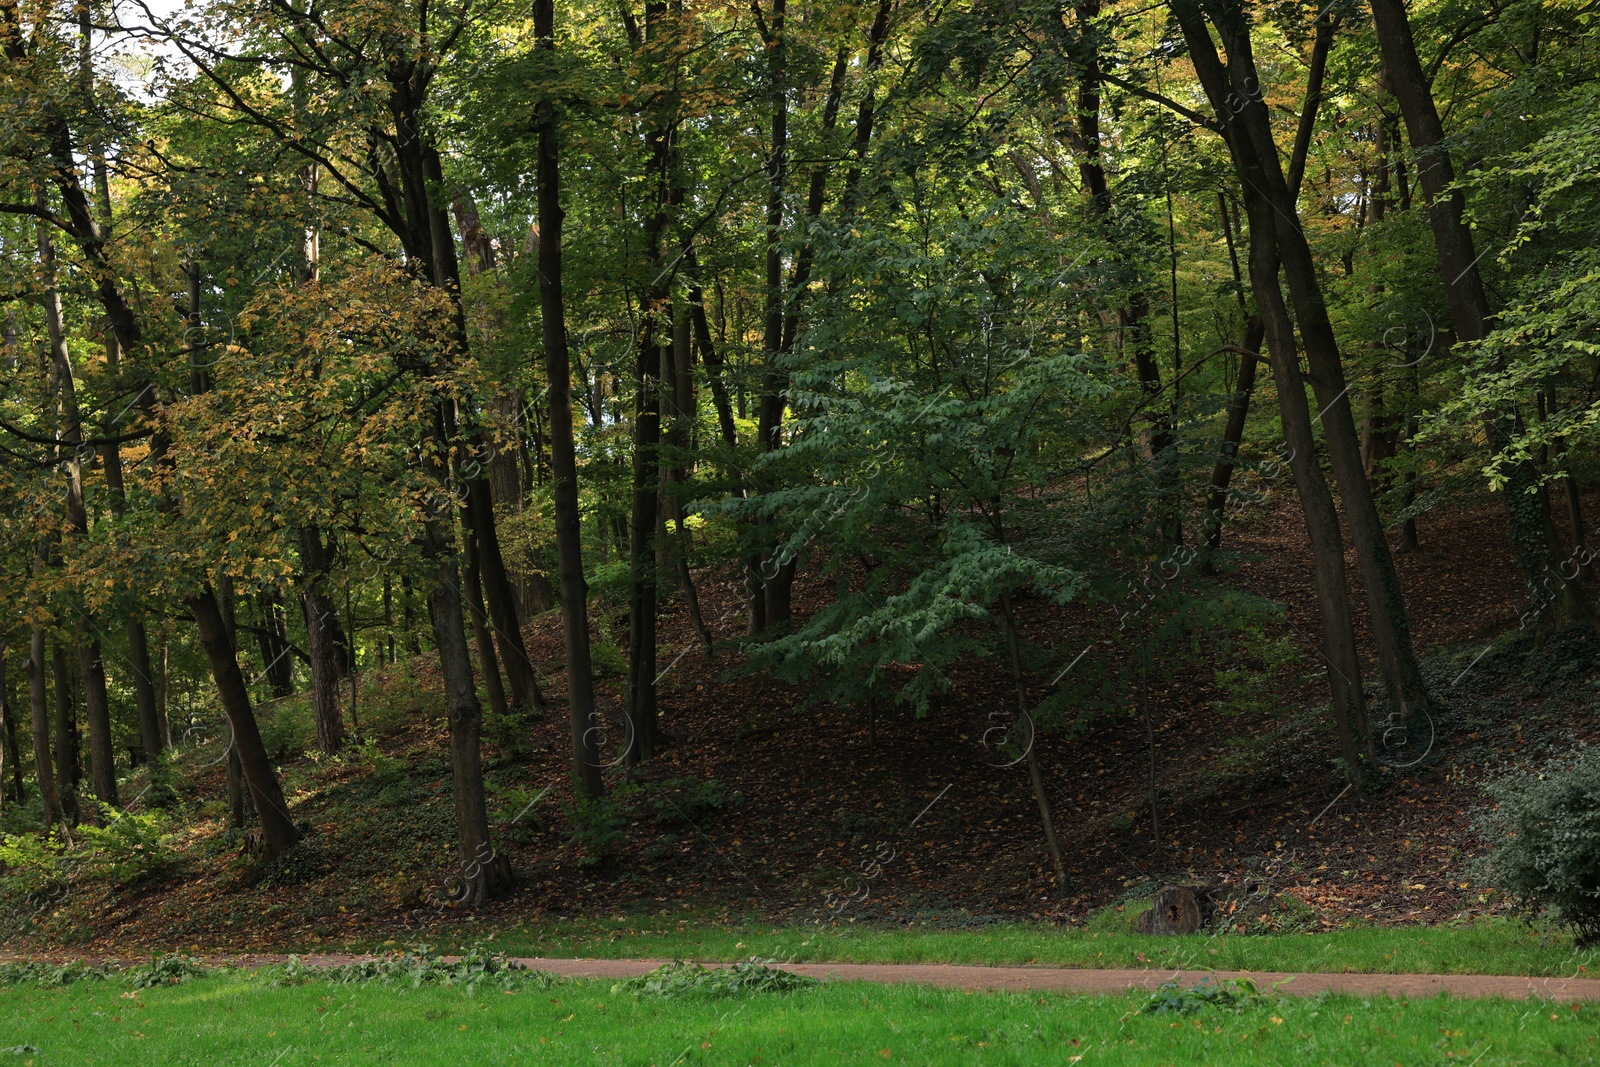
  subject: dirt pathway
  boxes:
[10,953,1600,1002]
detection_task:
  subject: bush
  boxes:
[0,830,66,902]
[1143,977,1265,1015]
[276,942,556,994]
[643,777,742,828]
[142,751,184,811]
[566,790,632,868]
[126,954,209,989]
[483,703,541,760]
[0,960,110,986]
[613,961,818,998]
[257,696,316,760]
[79,808,176,888]
[1480,749,1600,943]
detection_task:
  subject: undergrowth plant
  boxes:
[276,942,555,994]
[1480,748,1600,943]
[612,961,819,998]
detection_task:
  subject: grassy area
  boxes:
[460,911,1596,977]
[1,969,1595,1065]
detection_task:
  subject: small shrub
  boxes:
[254,840,331,888]
[645,778,742,828]
[483,703,541,760]
[257,696,316,760]
[125,954,209,989]
[589,640,628,679]
[1142,977,1264,1015]
[566,790,632,868]
[0,960,110,986]
[142,752,184,811]
[613,961,818,998]
[0,830,66,902]
[276,942,557,994]
[1480,750,1600,943]
[79,808,175,888]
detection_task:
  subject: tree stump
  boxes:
[1136,886,1205,935]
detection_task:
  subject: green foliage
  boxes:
[125,954,209,989]
[565,789,633,868]
[482,703,541,760]
[128,751,186,813]
[0,830,66,901]
[78,809,176,888]
[1142,977,1266,1015]
[1480,749,1600,943]
[1212,634,1304,717]
[641,778,742,829]
[256,696,317,762]
[0,960,110,986]
[277,942,555,994]
[612,961,819,999]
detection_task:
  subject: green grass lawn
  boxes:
[1,970,1595,1065]
[452,912,1595,978]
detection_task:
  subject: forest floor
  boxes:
[4,486,1599,959]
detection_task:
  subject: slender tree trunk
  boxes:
[687,263,738,448]
[628,1,671,762]
[1369,0,1592,629]
[1173,2,1371,773]
[255,591,296,698]
[51,644,81,824]
[536,0,605,799]
[1199,314,1264,569]
[98,334,165,761]
[26,628,62,828]
[997,591,1069,891]
[36,208,117,806]
[297,527,346,753]
[466,477,544,713]
[1180,0,1432,725]
[226,748,248,829]
[1200,17,1332,570]
[1065,0,1177,544]
[462,515,511,722]
[186,589,300,855]
[744,0,790,636]
[1,646,23,804]
[423,518,500,901]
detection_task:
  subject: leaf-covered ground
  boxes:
[3,490,1595,955]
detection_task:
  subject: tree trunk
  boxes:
[298,527,346,753]
[1199,314,1264,569]
[462,515,511,722]
[628,1,671,762]
[37,208,117,807]
[1173,0,1371,775]
[51,643,81,825]
[186,588,300,856]
[75,637,116,808]
[465,477,544,713]
[226,748,248,829]
[536,0,605,799]
[1369,0,1593,630]
[25,629,61,826]
[424,533,500,903]
[1066,0,1177,544]
[97,332,166,763]
[255,591,297,698]
[997,591,1069,891]
[1,646,23,804]
[1184,0,1433,724]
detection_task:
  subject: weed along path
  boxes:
[14,952,1600,1002]
[510,957,1600,1002]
